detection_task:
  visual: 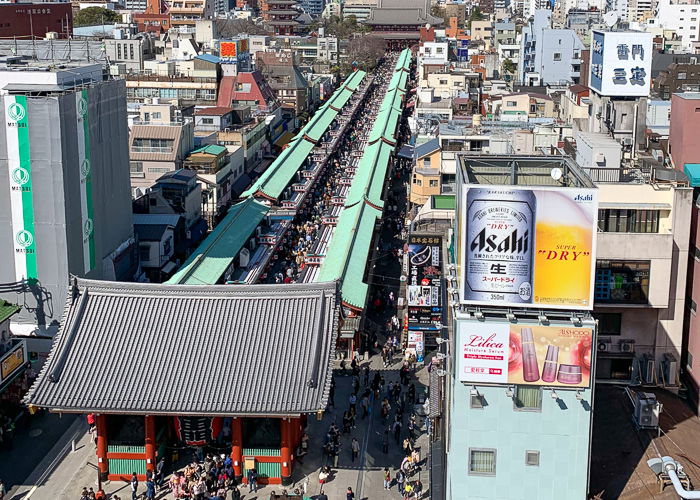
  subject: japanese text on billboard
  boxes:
[407,235,442,329]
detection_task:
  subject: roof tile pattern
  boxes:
[25,279,340,415]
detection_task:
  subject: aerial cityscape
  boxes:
[1,0,700,497]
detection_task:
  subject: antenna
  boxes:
[604,11,618,28]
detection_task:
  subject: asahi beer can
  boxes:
[464,187,536,304]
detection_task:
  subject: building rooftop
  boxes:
[674,92,700,100]
[457,154,597,188]
[0,300,20,324]
[194,106,235,116]
[24,278,340,416]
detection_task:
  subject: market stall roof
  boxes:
[167,197,269,285]
[25,278,340,416]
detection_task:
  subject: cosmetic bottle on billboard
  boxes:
[541,345,559,383]
[520,328,540,382]
[464,187,536,305]
[557,364,583,385]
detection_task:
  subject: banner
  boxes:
[461,185,598,310]
[458,321,593,388]
[77,89,96,273]
[5,95,37,282]
[0,341,27,384]
[407,234,442,330]
[174,416,223,446]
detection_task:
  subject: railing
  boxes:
[132,120,188,127]
[130,146,174,153]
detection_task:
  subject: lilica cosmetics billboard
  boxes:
[460,185,598,310]
[458,321,594,388]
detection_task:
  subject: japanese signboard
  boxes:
[407,234,442,330]
[458,320,594,388]
[219,41,238,61]
[589,30,652,97]
[0,340,27,384]
[460,185,598,310]
[174,416,223,446]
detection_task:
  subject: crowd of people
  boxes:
[261,53,399,286]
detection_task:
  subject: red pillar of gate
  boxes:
[230,417,243,481]
[96,414,109,480]
[144,415,156,472]
[280,418,292,486]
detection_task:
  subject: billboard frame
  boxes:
[458,182,599,311]
[456,316,597,389]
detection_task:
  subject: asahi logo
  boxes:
[7,102,25,122]
[83,218,93,239]
[470,228,530,254]
[16,229,33,248]
[80,159,91,179]
[11,166,29,185]
[78,97,88,117]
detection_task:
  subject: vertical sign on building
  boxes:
[76,90,95,273]
[5,95,37,281]
[407,234,442,330]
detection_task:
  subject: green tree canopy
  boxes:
[74,7,121,27]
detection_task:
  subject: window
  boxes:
[678,72,688,80]
[429,180,439,187]
[152,112,161,119]
[202,118,214,124]
[513,386,542,411]
[597,209,659,233]
[553,52,562,61]
[130,44,134,60]
[594,260,650,304]
[689,352,694,371]
[469,449,496,475]
[130,161,143,174]
[139,244,151,262]
[690,298,697,314]
[507,100,517,107]
[595,312,622,336]
[525,451,540,466]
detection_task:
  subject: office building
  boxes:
[0,64,136,334]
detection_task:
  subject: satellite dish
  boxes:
[550,167,563,181]
[604,11,618,28]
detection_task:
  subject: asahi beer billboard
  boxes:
[407,234,442,330]
[460,185,598,310]
[458,320,594,388]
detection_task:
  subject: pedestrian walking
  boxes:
[231,486,241,500]
[351,437,360,462]
[145,478,155,500]
[349,392,357,412]
[361,394,370,418]
[393,418,403,444]
[395,469,405,493]
[383,468,392,490]
[129,472,139,500]
[346,486,355,500]
[247,467,258,493]
[155,457,165,488]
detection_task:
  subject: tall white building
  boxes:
[649,0,700,52]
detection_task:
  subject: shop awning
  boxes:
[685,164,700,187]
[273,131,295,148]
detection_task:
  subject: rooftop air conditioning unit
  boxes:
[598,338,612,352]
[643,354,656,384]
[633,391,660,429]
[663,352,678,386]
[620,340,635,353]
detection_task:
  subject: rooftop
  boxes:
[457,154,597,189]
[25,278,340,416]
[194,106,235,116]
[674,92,700,100]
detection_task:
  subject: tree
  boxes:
[430,4,446,24]
[467,7,484,29]
[502,58,517,74]
[347,35,386,71]
[74,7,121,27]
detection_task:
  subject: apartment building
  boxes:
[518,10,585,86]
[649,0,700,52]
[170,0,214,33]
[129,103,195,196]
[409,138,442,205]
